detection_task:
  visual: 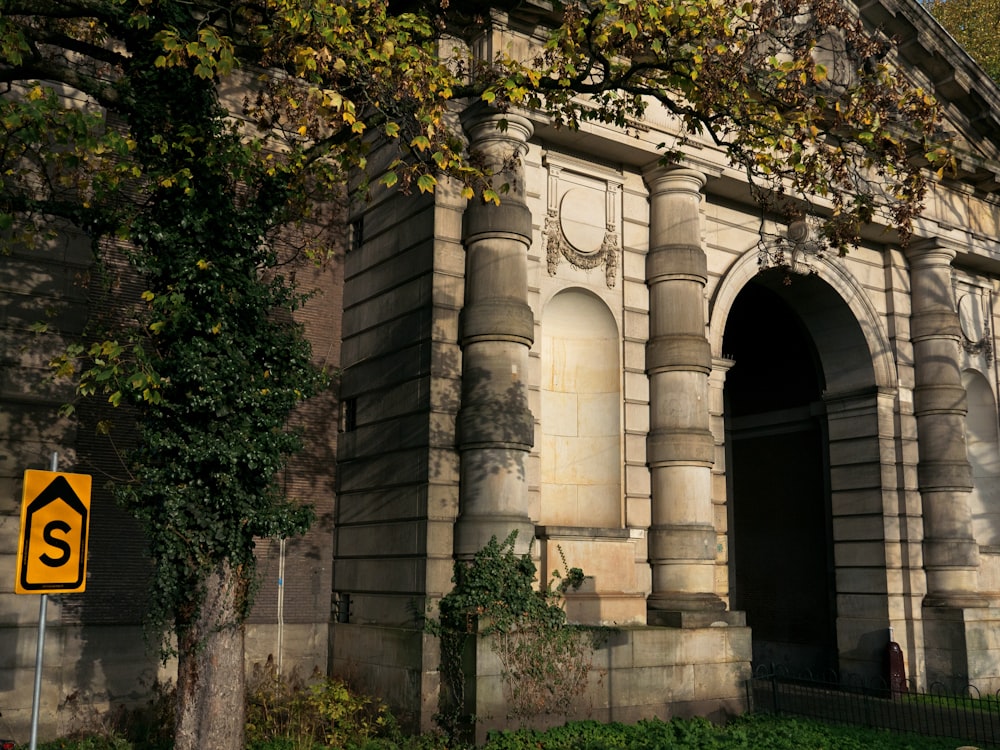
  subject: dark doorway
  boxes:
[723,275,838,676]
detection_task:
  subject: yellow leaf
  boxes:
[416,174,437,193]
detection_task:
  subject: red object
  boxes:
[886,640,907,696]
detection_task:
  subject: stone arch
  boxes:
[709,250,897,393]
[712,248,900,680]
[539,287,623,528]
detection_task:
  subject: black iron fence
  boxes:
[747,668,1000,748]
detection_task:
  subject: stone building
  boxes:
[5,0,1000,743]
[331,0,1000,739]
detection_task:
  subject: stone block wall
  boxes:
[464,624,751,745]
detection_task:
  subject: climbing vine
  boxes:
[427,532,599,739]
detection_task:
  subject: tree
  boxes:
[0,0,950,747]
[928,0,1000,82]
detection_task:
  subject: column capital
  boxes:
[905,238,958,268]
[461,104,533,242]
[643,166,706,196]
[461,105,533,150]
[711,357,735,374]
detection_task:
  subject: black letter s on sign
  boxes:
[40,520,72,567]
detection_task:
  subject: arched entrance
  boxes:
[717,262,894,679]
[723,276,835,674]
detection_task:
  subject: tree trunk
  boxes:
[174,561,247,750]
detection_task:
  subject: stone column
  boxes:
[906,240,984,607]
[454,108,536,558]
[643,167,726,622]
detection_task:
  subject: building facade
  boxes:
[332,0,1000,738]
[5,0,1000,743]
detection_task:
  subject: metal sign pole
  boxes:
[28,452,57,750]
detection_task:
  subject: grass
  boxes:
[32,712,979,749]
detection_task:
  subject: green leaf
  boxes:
[416,173,437,193]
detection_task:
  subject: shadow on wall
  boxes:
[2,217,346,737]
[2,225,164,735]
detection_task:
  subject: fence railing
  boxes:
[747,668,1000,748]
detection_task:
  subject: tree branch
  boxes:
[1,0,118,22]
[27,28,129,69]
[0,58,121,107]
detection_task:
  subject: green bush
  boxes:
[36,739,132,750]
[481,714,969,750]
[245,661,398,750]
[426,533,594,739]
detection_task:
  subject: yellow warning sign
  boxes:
[15,470,92,594]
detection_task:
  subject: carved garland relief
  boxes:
[959,289,995,361]
[543,162,622,288]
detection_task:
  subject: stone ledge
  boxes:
[648,609,746,628]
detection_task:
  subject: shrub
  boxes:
[481,714,968,750]
[245,660,396,750]
[426,532,594,738]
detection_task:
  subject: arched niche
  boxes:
[964,369,1000,547]
[539,288,622,528]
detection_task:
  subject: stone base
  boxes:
[0,623,173,743]
[648,609,747,628]
[646,591,729,625]
[922,604,1000,693]
[536,529,649,626]
[330,622,441,734]
[565,592,648,626]
[464,622,752,744]
[331,620,752,744]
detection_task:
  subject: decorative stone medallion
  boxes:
[757,215,828,275]
[543,161,622,288]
